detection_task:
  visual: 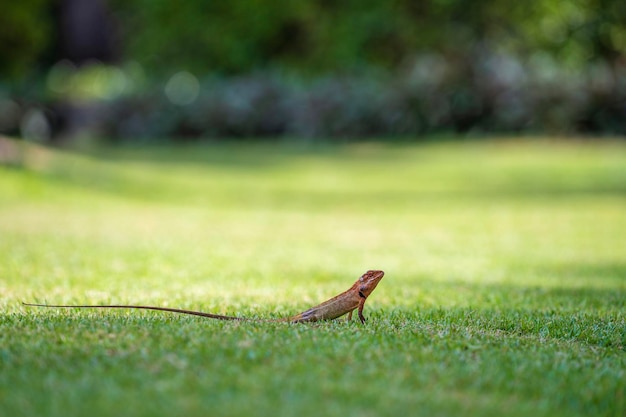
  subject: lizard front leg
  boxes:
[357,298,366,324]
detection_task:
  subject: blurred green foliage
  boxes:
[4,0,624,79]
[0,0,51,78]
[110,0,626,75]
[2,0,626,140]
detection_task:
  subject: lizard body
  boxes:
[23,270,384,324]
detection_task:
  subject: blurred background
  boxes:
[0,0,625,144]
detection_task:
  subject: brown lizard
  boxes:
[23,270,384,324]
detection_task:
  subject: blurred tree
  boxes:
[2,0,625,140]
[3,0,625,79]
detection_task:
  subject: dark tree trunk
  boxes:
[57,0,116,65]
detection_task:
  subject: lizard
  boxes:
[23,270,384,324]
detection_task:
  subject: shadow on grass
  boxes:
[528,261,626,284]
[414,271,626,312]
[4,138,626,206]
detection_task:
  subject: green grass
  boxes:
[0,138,625,417]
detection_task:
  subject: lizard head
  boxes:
[357,270,384,298]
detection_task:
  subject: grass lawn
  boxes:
[0,137,624,417]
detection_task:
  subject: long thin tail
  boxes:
[22,302,243,321]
